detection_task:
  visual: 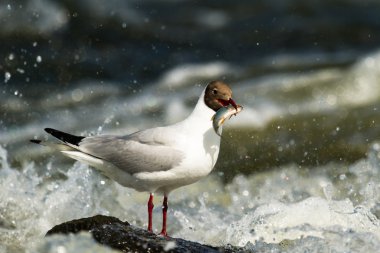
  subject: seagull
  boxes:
[31,80,239,236]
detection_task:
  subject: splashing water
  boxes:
[1,143,380,252]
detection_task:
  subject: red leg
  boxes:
[147,193,154,233]
[160,195,168,236]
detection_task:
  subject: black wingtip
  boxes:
[44,128,85,146]
[44,128,54,134]
[30,139,42,144]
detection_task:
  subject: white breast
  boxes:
[133,90,222,194]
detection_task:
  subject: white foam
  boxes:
[172,144,380,250]
[0,0,68,35]
[224,197,380,245]
[157,62,238,89]
[30,233,118,253]
[0,146,126,252]
[338,50,380,106]
[1,142,380,252]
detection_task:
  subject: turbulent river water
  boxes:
[1,1,380,252]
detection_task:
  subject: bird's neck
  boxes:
[183,89,216,132]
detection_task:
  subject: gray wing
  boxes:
[77,127,185,174]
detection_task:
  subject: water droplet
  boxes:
[8,53,14,60]
[56,245,66,253]
[16,68,25,74]
[7,4,11,10]
[163,241,176,251]
[14,90,18,96]
[104,116,114,124]
[33,42,37,47]
[36,55,42,63]
[4,72,11,83]
[71,88,83,102]
[188,201,196,208]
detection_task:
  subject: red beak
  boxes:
[229,98,238,110]
[218,98,238,109]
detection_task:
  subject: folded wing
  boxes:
[76,128,184,174]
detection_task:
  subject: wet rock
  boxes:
[46,215,239,253]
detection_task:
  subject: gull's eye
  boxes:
[212,89,218,95]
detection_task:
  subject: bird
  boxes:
[31,80,239,236]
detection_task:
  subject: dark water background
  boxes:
[2,0,380,85]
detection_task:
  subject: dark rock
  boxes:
[46,215,240,253]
